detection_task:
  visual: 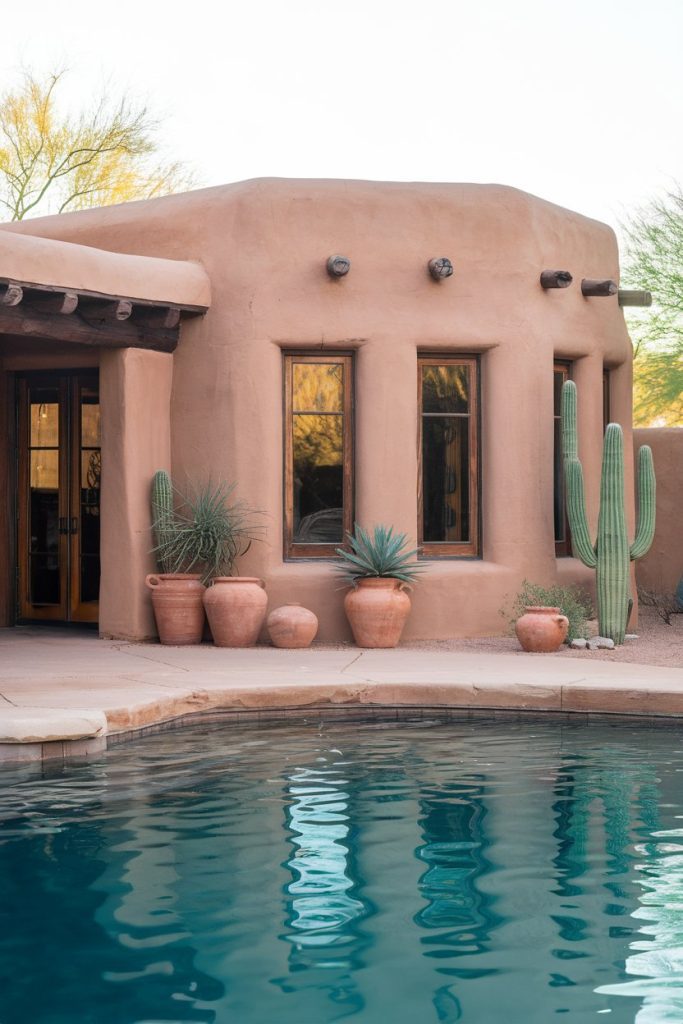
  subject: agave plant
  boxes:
[335,524,424,587]
[153,480,262,584]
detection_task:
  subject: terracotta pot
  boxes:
[344,578,412,648]
[203,577,268,647]
[267,603,318,649]
[145,573,206,646]
[515,605,569,653]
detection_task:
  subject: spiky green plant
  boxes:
[561,380,656,645]
[151,470,176,574]
[335,524,424,587]
[153,481,262,584]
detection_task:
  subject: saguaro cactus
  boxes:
[561,380,656,644]
[151,469,175,573]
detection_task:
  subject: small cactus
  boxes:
[561,380,656,644]
[151,470,176,574]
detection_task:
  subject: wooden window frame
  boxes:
[283,352,354,560]
[554,361,572,557]
[417,355,480,559]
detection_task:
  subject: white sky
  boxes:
[5,0,682,235]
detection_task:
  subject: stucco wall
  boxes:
[634,427,683,597]
[5,179,636,640]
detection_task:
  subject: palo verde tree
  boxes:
[621,185,683,426]
[0,69,194,222]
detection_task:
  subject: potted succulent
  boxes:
[146,470,207,645]
[147,472,263,646]
[336,524,424,648]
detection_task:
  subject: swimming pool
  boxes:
[1,713,682,1023]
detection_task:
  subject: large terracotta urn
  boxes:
[515,606,569,653]
[344,578,412,648]
[267,603,318,649]
[145,573,206,645]
[203,577,268,647]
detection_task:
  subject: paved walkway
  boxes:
[1,628,682,761]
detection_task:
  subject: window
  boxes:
[418,356,479,557]
[603,369,611,432]
[554,362,571,556]
[284,354,353,558]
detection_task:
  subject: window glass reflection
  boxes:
[422,365,470,415]
[293,413,344,543]
[293,363,343,413]
[30,391,59,448]
[423,418,470,543]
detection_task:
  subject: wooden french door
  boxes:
[17,372,101,623]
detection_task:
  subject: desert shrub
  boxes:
[504,580,594,643]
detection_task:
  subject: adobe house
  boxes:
[0,179,646,642]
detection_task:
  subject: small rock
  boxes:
[588,635,615,650]
[624,634,639,641]
[570,638,588,649]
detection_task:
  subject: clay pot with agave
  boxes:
[336,524,424,649]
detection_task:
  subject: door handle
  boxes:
[58,517,69,535]
[69,517,79,535]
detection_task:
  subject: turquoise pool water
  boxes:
[2,714,683,1023]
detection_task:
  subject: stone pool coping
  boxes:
[1,628,682,761]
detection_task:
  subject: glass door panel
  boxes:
[17,373,100,623]
[71,379,100,620]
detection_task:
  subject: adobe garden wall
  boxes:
[6,179,636,640]
[634,427,683,598]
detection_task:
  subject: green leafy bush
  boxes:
[504,580,594,643]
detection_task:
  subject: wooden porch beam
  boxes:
[133,305,181,330]
[78,298,134,322]
[24,289,79,315]
[0,302,178,352]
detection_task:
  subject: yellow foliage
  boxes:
[0,70,194,221]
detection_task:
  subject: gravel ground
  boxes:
[401,605,682,668]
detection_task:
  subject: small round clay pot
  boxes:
[344,578,412,649]
[515,606,569,653]
[267,603,318,649]
[145,573,206,645]
[203,577,268,647]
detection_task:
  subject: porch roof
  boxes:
[0,229,210,352]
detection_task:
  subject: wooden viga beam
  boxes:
[0,281,23,306]
[540,270,573,289]
[581,278,618,297]
[618,289,653,307]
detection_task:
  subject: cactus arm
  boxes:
[565,458,598,567]
[561,380,597,568]
[596,424,630,645]
[151,470,175,573]
[630,445,656,560]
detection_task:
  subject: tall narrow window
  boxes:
[603,369,611,432]
[418,356,479,558]
[284,354,353,558]
[554,362,571,556]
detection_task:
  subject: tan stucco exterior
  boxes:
[1,179,641,640]
[634,427,683,597]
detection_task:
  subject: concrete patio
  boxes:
[1,627,682,762]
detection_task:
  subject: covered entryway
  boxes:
[16,370,100,623]
[0,227,210,637]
